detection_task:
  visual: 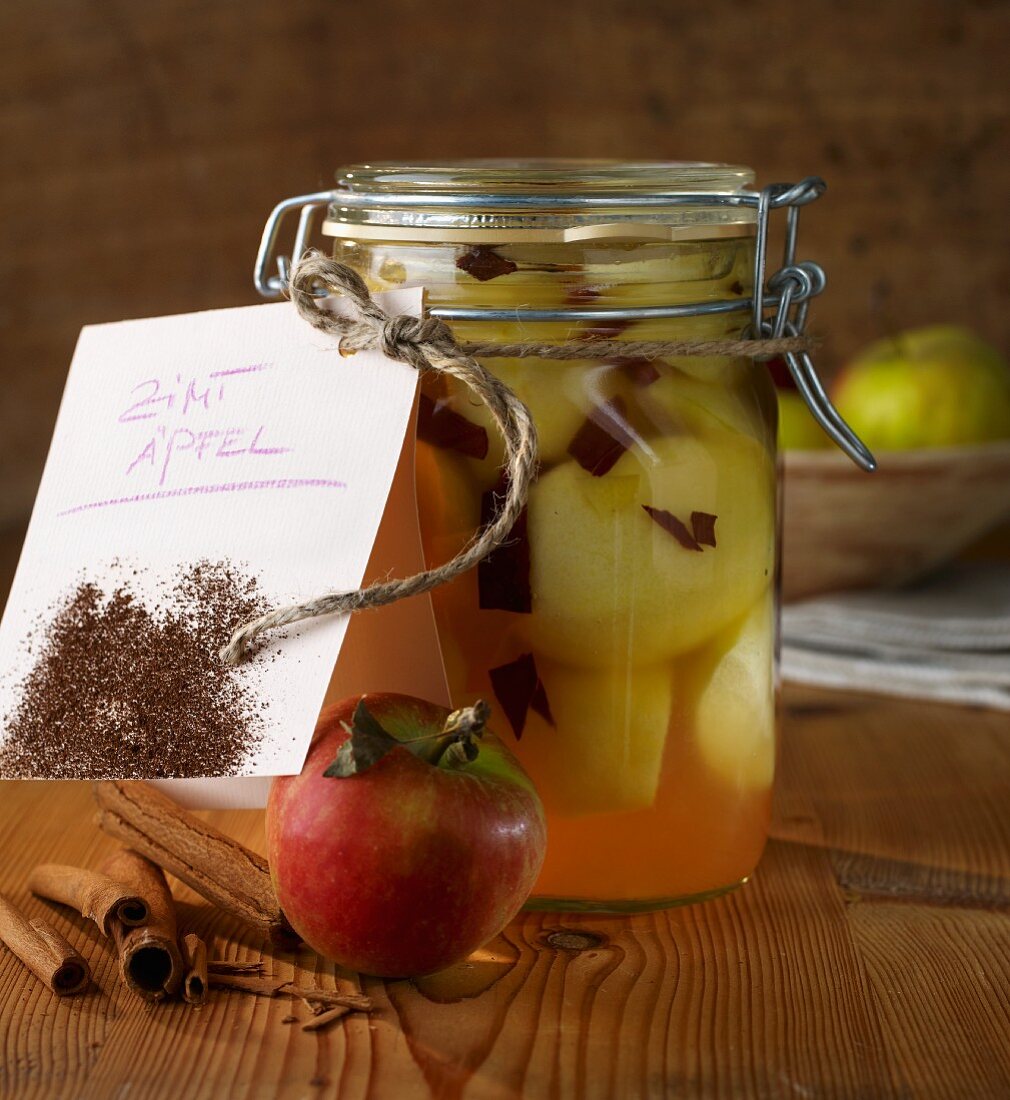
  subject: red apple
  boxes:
[267,693,546,978]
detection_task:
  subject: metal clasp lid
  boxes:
[253,177,875,471]
[752,179,876,471]
[254,190,333,298]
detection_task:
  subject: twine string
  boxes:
[220,253,539,664]
[221,251,813,664]
[461,336,811,361]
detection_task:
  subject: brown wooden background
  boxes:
[1,0,1008,528]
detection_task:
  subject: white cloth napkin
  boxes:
[781,563,1010,710]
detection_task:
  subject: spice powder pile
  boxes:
[0,561,271,779]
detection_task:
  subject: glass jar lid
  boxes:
[323,159,757,244]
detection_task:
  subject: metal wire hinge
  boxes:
[253,178,875,470]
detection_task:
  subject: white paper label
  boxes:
[0,291,432,788]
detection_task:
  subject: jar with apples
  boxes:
[256,161,873,912]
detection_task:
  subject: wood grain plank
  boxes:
[849,904,1010,1099]
[0,684,1007,1097]
[777,692,1010,897]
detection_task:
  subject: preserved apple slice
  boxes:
[689,591,776,790]
[414,443,490,689]
[633,365,774,448]
[435,358,639,472]
[414,442,480,558]
[525,433,774,667]
[517,659,674,816]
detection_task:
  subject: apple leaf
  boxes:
[323,700,400,778]
[323,700,493,777]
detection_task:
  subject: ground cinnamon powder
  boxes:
[0,562,271,779]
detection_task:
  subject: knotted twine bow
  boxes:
[221,251,813,664]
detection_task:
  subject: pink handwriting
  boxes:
[207,363,271,379]
[118,364,274,424]
[126,425,293,486]
[117,363,294,486]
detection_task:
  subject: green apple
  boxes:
[777,390,830,450]
[833,326,1010,449]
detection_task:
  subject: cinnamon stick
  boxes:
[0,892,90,995]
[101,849,183,1001]
[302,1004,352,1032]
[93,781,292,943]
[29,863,149,936]
[207,972,372,1012]
[208,959,264,976]
[181,932,209,1005]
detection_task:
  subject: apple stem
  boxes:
[427,700,490,769]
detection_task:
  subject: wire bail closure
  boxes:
[252,177,876,471]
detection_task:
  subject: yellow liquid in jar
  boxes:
[342,234,778,910]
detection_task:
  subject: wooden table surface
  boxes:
[0,686,1007,1099]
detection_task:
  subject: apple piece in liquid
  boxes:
[525,433,775,667]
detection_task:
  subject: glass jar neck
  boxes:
[325,160,757,242]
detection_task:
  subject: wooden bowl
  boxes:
[782,441,1010,602]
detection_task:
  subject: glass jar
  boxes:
[322,161,776,911]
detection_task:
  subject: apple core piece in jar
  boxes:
[516,660,674,816]
[525,433,775,667]
[689,591,776,790]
